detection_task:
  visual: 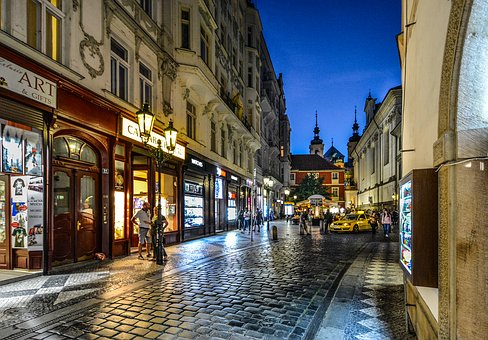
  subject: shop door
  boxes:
[131,167,149,248]
[53,168,99,264]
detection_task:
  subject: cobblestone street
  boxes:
[0,221,414,339]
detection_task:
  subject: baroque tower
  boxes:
[309,111,324,157]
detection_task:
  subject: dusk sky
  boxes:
[257,1,402,159]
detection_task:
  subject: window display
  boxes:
[227,190,236,221]
[184,181,204,228]
[0,178,6,245]
[400,180,412,273]
[114,191,125,239]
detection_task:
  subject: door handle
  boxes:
[77,220,81,231]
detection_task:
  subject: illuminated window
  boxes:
[111,39,129,100]
[27,0,63,61]
[139,62,153,107]
[53,136,98,165]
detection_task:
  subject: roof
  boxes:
[324,145,345,160]
[291,154,342,171]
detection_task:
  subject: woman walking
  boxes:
[381,208,392,238]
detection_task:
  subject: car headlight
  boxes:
[343,223,349,226]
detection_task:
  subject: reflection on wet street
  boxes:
[0,221,413,339]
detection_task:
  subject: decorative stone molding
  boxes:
[104,0,116,37]
[163,101,173,117]
[73,0,79,12]
[183,88,190,100]
[78,1,105,78]
[160,54,178,81]
[79,34,105,78]
[135,31,142,62]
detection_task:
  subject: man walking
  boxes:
[131,202,152,259]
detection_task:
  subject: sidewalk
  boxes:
[316,241,416,340]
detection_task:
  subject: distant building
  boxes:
[290,120,345,207]
[351,87,402,210]
[324,140,345,168]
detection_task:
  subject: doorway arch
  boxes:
[52,135,101,265]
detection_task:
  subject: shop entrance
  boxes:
[52,136,100,265]
[53,169,99,263]
[131,167,149,248]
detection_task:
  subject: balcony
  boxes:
[219,88,237,113]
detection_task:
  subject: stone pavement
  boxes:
[0,221,414,339]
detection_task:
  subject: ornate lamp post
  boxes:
[136,103,178,265]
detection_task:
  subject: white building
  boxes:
[352,87,402,210]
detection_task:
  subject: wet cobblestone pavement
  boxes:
[0,222,414,339]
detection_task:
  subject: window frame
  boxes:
[186,101,196,140]
[139,61,153,108]
[181,8,190,49]
[211,121,217,152]
[27,0,65,62]
[220,126,226,158]
[110,38,130,101]
[332,187,339,197]
[200,26,210,65]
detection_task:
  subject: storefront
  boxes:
[183,153,214,240]
[115,117,185,255]
[0,53,53,271]
[226,173,240,229]
[214,167,227,232]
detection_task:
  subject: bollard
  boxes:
[299,222,304,235]
[272,225,278,240]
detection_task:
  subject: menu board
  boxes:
[400,180,412,273]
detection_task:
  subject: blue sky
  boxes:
[257,1,402,158]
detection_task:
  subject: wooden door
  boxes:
[75,171,98,261]
[53,168,99,264]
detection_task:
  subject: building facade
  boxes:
[398,0,488,338]
[351,87,402,210]
[0,0,289,272]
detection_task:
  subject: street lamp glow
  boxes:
[136,103,155,144]
[163,120,178,153]
[284,189,290,196]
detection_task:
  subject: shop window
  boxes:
[110,39,129,100]
[53,136,98,166]
[139,62,153,107]
[27,0,64,62]
[2,124,43,176]
[154,172,178,233]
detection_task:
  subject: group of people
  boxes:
[237,208,264,232]
[368,208,398,238]
[131,201,169,260]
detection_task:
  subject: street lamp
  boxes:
[136,103,178,265]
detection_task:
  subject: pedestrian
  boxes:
[131,201,152,259]
[369,211,378,233]
[152,205,169,261]
[300,210,310,235]
[325,209,333,233]
[255,208,263,232]
[243,208,251,232]
[381,208,392,238]
[238,209,244,230]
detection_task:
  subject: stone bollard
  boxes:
[319,219,324,234]
[299,222,304,235]
[272,225,278,240]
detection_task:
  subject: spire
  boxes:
[310,110,323,145]
[331,138,334,146]
[367,89,372,100]
[349,106,360,143]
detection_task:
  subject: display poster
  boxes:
[215,178,223,199]
[3,125,23,174]
[24,131,43,176]
[114,160,125,191]
[27,176,43,250]
[11,176,30,248]
[114,191,125,239]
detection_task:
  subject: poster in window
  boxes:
[215,178,223,199]
[12,176,28,203]
[2,125,23,174]
[114,160,125,191]
[24,130,42,176]
[11,177,30,249]
[27,176,43,250]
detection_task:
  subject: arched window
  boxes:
[53,136,98,165]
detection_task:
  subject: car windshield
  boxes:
[344,214,358,220]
